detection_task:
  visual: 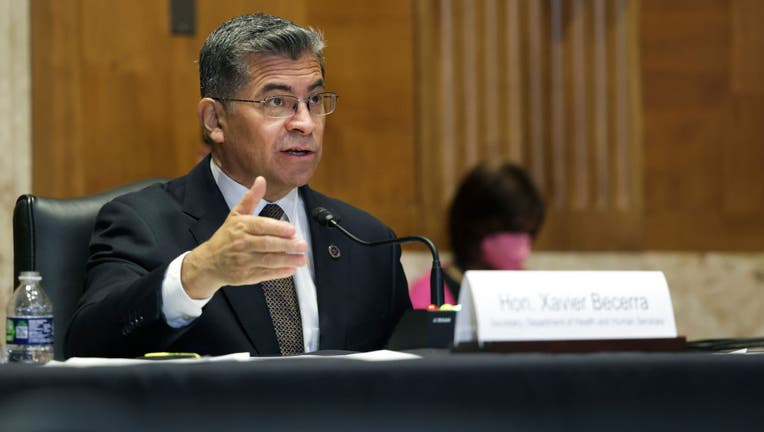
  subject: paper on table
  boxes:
[341,350,421,361]
[45,352,252,367]
[45,350,420,367]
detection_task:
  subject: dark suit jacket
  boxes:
[65,157,411,358]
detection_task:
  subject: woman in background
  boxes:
[409,162,545,308]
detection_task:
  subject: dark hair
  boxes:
[448,162,545,271]
[199,13,325,100]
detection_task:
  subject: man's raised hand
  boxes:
[180,176,307,299]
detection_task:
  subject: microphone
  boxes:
[311,207,445,307]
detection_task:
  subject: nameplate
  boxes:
[454,271,678,345]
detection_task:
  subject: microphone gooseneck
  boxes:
[311,207,445,306]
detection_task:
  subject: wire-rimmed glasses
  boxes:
[214,92,338,118]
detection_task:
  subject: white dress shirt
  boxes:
[160,159,320,352]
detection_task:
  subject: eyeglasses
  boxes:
[214,92,338,118]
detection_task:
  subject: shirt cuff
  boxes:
[162,251,211,328]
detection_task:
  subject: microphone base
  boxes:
[386,309,456,350]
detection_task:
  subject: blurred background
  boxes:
[1,0,762,340]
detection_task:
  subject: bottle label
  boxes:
[6,316,54,345]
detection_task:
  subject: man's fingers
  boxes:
[257,267,301,282]
[224,253,307,287]
[206,174,311,289]
[232,235,307,254]
[227,176,297,239]
[254,251,308,269]
[238,217,300,238]
[232,176,267,216]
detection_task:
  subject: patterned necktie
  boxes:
[258,204,305,355]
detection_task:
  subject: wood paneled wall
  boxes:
[415,0,643,250]
[31,0,417,235]
[32,0,200,195]
[642,0,764,250]
[30,0,764,251]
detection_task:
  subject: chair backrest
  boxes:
[12,178,166,360]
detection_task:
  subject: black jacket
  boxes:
[65,156,411,358]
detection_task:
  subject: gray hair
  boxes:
[199,13,325,100]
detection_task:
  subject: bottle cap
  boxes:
[18,271,42,281]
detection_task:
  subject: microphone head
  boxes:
[311,207,338,226]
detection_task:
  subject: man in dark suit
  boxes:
[65,13,411,358]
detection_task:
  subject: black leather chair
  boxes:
[13,178,166,360]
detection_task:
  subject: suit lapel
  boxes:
[182,157,279,355]
[183,156,229,246]
[301,186,352,350]
[220,284,279,355]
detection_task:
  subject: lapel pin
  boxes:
[328,244,341,259]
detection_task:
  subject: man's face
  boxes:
[214,53,325,201]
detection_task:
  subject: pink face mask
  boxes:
[480,232,532,270]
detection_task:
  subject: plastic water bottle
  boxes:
[5,271,54,364]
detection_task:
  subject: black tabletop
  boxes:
[1,350,763,431]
